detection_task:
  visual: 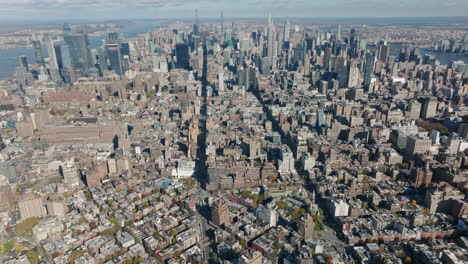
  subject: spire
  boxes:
[268,13,272,28]
[221,11,224,32]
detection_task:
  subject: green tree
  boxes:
[291,208,306,222]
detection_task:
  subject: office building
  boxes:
[175,43,190,70]
[32,40,45,66]
[107,40,123,75]
[421,97,437,119]
[405,136,432,160]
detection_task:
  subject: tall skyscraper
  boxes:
[350,28,357,47]
[175,43,190,69]
[284,19,291,42]
[107,40,123,75]
[421,97,437,119]
[46,35,59,70]
[97,42,108,74]
[19,55,28,72]
[63,24,93,76]
[221,11,224,32]
[45,35,62,83]
[363,52,375,90]
[267,24,276,65]
[377,41,390,63]
[32,40,45,67]
[193,9,199,35]
[337,25,342,41]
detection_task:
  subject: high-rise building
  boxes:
[32,40,45,66]
[298,214,315,241]
[260,57,270,75]
[63,24,93,76]
[267,26,276,65]
[19,55,28,71]
[107,40,123,75]
[98,43,108,74]
[284,19,291,43]
[212,198,230,226]
[319,80,328,95]
[221,11,224,32]
[377,41,390,63]
[363,52,374,90]
[410,163,433,187]
[350,28,356,46]
[317,108,326,127]
[348,60,360,88]
[405,136,432,160]
[46,36,59,69]
[193,9,199,35]
[407,101,422,120]
[120,42,130,57]
[175,43,190,70]
[421,97,437,119]
[337,25,342,41]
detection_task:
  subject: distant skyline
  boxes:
[0,0,467,21]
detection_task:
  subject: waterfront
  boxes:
[0,21,160,80]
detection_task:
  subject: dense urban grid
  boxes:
[0,12,468,264]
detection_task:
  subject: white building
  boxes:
[171,160,195,178]
[329,199,349,217]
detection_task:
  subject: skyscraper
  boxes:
[350,28,357,45]
[45,35,62,83]
[32,40,45,67]
[63,24,93,76]
[19,56,28,72]
[175,43,190,70]
[421,97,437,119]
[267,24,276,65]
[377,41,389,63]
[193,9,199,35]
[337,25,342,41]
[46,35,59,70]
[284,19,291,43]
[107,40,123,75]
[106,32,123,75]
[97,43,108,74]
[212,198,230,226]
[221,11,224,32]
[363,52,375,90]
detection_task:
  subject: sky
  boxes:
[0,0,467,21]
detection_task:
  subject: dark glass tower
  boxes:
[63,24,93,76]
[364,52,375,90]
[175,43,190,70]
[107,40,123,75]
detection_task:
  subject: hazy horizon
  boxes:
[0,0,467,21]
